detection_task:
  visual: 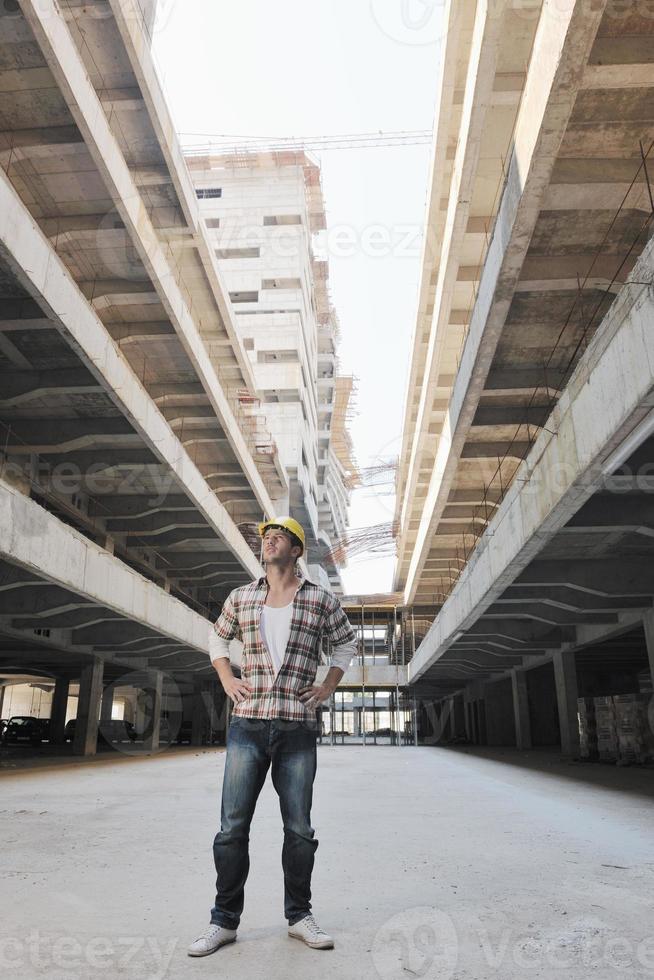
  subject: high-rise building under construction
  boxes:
[186,151,355,592]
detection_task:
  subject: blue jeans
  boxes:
[211,716,319,929]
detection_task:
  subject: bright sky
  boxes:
[151,1,443,595]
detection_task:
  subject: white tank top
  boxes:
[259,602,294,675]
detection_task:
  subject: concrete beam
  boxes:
[13,608,121,631]
[483,602,618,627]
[499,585,647,613]
[466,619,573,643]
[516,557,654,594]
[582,63,654,91]
[565,494,654,528]
[39,214,116,236]
[315,665,408,688]
[2,418,139,454]
[543,183,652,212]
[402,0,608,604]
[484,366,566,395]
[0,318,52,333]
[408,229,654,684]
[36,449,156,470]
[0,368,101,407]
[0,587,93,616]
[0,474,212,654]
[104,512,208,534]
[461,440,532,459]
[0,124,83,153]
[0,333,32,368]
[89,495,194,519]
[472,404,551,427]
[398,0,510,565]
[395,0,471,508]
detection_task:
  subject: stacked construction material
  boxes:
[613,694,654,765]
[577,697,597,759]
[593,696,618,762]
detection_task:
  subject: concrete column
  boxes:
[191,678,204,747]
[443,700,452,739]
[73,658,103,756]
[121,691,137,725]
[552,650,580,757]
[511,669,532,750]
[144,671,163,753]
[100,684,114,723]
[643,610,654,684]
[49,677,70,745]
[464,702,471,741]
[478,699,487,745]
[453,696,466,738]
[447,699,456,739]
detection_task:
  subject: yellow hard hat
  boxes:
[258,516,305,555]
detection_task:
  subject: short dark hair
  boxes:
[263,525,303,554]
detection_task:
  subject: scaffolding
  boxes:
[318,597,421,747]
[329,376,360,490]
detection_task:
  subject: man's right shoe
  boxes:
[187,923,237,957]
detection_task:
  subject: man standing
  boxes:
[188,517,356,957]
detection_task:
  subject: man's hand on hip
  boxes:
[222,675,253,704]
[212,657,252,704]
[298,682,334,709]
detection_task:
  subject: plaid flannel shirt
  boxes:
[213,574,356,721]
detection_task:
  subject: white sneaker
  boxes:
[187,922,237,957]
[288,912,334,949]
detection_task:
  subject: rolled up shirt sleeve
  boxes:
[209,629,231,664]
[323,593,356,675]
[329,637,357,673]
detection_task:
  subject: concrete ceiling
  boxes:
[396,1,654,610]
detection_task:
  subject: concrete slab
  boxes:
[1,745,653,978]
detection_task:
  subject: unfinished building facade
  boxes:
[186,150,354,592]
[395,0,654,759]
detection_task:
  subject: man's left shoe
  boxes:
[288,913,334,949]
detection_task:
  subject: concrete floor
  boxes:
[1,745,653,980]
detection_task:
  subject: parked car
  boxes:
[98,719,136,746]
[2,716,50,746]
[370,727,394,738]
[65,718,136,746]
[175,722,193,745]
